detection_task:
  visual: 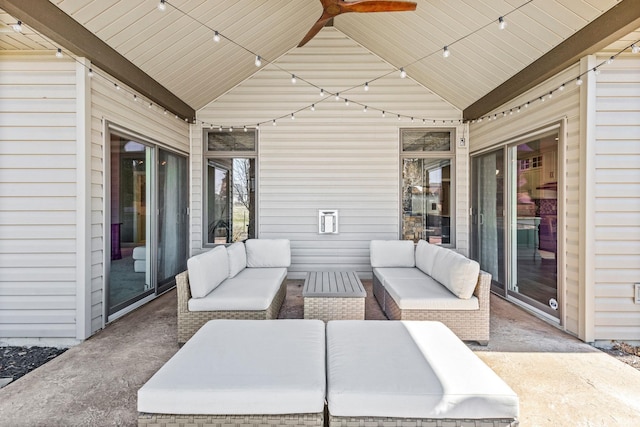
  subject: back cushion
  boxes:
[370,240,415,268]
[227,242,247,278]
[430,248,480,299]
[245,239,291,268]
[187,246,229,298]
[415,240,441,276]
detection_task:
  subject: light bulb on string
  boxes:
[335,93,340,101]
[344,99,349,106]
[254,55,262,67]
[576,76,583,86]
[498,16,506,30]
[229,126,233,132]
[12,21,22,33]
[291,74,296,84]
[606,56,614,65]
[56,48,63,58]
[219,125,222,132]
[632,44,639,54]
[548,91,553,99]
[272,119,276,126]
[363,106,367,113]
[148,102,153,108]
[291,113,295,120]
[88,68,94,77]
[399,68,407,78]
[134,94,138,102]
[114,83,120,90]
[319,88,324,97]
[382,111,386,118]
[364,82,369,91]
[443,46,450,58]
[310,104,315,111]
[559,84,565,91]
[244,126,248,132]
[213,31,220,42]
[157,0,166,11]
[397,115,401,121]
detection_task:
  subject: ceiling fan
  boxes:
[298,0,417,47]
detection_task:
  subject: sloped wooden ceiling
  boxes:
[1,0,639,121]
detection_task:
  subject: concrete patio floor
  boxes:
[1,279,639,426]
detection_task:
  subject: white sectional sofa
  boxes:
[370,239,491,345]
[176,239,290,344]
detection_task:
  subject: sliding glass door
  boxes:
[108,128,188,320]
[471,130,559,319]
[157,149,188,293]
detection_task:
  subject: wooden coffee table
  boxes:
[303,271,366,322]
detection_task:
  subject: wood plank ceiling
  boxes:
[1,0,638,119]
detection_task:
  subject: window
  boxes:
[204,130,257,245]
[400,129,454,245]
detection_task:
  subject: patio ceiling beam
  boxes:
[0,0,195,121]
[463,0,640,121]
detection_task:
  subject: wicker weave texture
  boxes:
[328,415,518,427]
[380,271,491,345]
[139,412,324,427]
[176,271,286,344]
[304,296,365,322]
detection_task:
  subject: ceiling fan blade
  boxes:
[298,16,334,47]
[342,1,417,13]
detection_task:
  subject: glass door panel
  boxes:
[471,149,506,292]
[108,136,153,315]
[207,161,231,244]
[509,135,559,316]
[157,149,188,292]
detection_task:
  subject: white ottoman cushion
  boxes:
[138,319,326,415]
[246,239,291,268]
[186,246,229,298]
[430,248,480,299]
[327,320,519,419]
[370,240,415,268]
[226,242,247,278]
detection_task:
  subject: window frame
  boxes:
[399,128,456,246]
[202,128,258,247]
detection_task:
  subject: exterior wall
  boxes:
[0,51,189,343]
[89,67,189,332]
[469,64,581,336]
[0,53,79,343]
[593,53,640,342]
[195,29,465,278]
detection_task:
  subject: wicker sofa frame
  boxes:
[139,412,324,427]
[176,270,286,344]
[373,270,491,345]
[328,415,518,426]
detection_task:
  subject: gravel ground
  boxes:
[0,346,67,384]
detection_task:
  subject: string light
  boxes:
[291,74,296,84]
[443,46,450,58]
[399,68,407,78]
[254,55,262,67]
[12,20,22,33]
[363,105,368,113]
[498,16,506,30]
[213,31,220,43]
[633,44,640,54]
[364,82,369,91]
[134,94,138,101]
[559,83,565,91]
[272,119,276,126]
[593,67,600,75]
[149,102,153,108]
[88,68,94,77]
[244,126,248,132]
[310,104,315,111]
[291,113,295,120]
[114,83,120,90]
[576,76,583,85]
[157,0,166,12]
[319,88,324,96]
[606,56,614,64]
[219,125,222,131]
[229,126,233,131]
[335,93,340,101]
[345,99,349,106]
[55,48,63,58]
[382,111,386,118]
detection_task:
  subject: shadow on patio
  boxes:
[0,280,639,426]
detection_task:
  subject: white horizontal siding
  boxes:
[469,64,581,336]
[593,54,640,342]
[197,30,464,278]
[0,52,78,339]
[90,66,189,331]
